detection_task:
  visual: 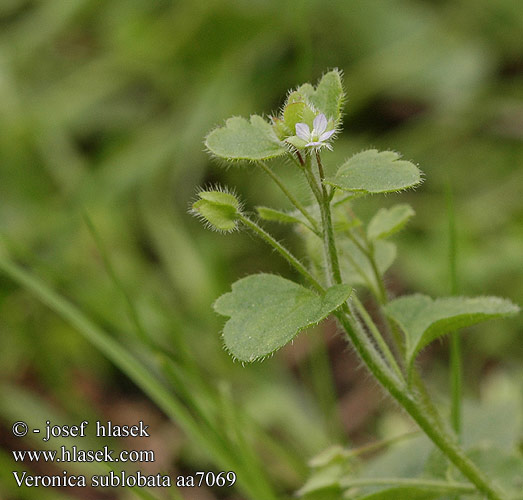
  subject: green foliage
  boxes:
[301,380,523,499]
[367,204,415,240]
[325,150,422,194]
[1,2,521,500]
[338,239,396,289]
[191,189,241,232]
[192,191,241,232]
[199,69,519,500]
[214,274,351,362]
[205,115,286,161]
[296,70,345,123]
[279,101,317,140]
[297,445,352,497]
[350,486,456,499]
[256,206,306,226]
[275,70,344,142]
[385,294,519,373]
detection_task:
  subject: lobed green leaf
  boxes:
[367,204,415,240]
[205,115,286,161]
[325,150,422,194]
[214,274,351,362]
[384,294,519,372]
[296,70,345,122]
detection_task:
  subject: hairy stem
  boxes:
[336,310,504,500]
[447,182,462,436]
[341,477,475,494]
[298,154,505,499]
[260,150,501,498]
[352,295,405,382]
[238,214,323,292]
[256,160,318,231]
[314,152,343,286]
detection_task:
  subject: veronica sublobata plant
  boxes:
[193,70,520,500]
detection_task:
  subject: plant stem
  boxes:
[450,333,462,434]
[306,331,346,441]
[237,214,323,293]
[302,159,505,499]
[351,228,448,434]
[346,430,420,458]
[367,240,389,304]
[256,160,318,231]
[335,310,504,500]
[447,182,462,436]
[259,151,500,498]
[352,295,405,382]
[314,152,342,286]
[340,477,476,494]
[344,229,383,301]
[83,212,152,347]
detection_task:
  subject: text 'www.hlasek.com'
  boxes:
[11,420,237,489]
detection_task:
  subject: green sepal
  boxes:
[280,100,320,144]
[214,274,352,362]
[191,189,241,232]
[286,135,308,150]
[271,116,290,140]
[283,101,308,131]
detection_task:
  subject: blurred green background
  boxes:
[0,0,521,499]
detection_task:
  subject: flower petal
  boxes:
[313,113,327,135]
[319,129,336,142]
[295,123,310,141]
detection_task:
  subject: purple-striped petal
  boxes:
[319,129,335,142]
[313,113,327,135]
[295,123,310,141]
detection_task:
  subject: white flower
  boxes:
[295,113,336,150]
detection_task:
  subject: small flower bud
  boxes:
[191,188,241,232]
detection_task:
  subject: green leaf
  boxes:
[385,294,519,371]
[205,115,286,161]
[357,436,434,483]
[297,70,345,122]
[367,204,415,240]
[325,150,422,194]
[338,239,396,290]
[256,206,306,226]
[214,274,351,362]
[297,463,345,496]
[353,486,452,500]
[297,446,352,497]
